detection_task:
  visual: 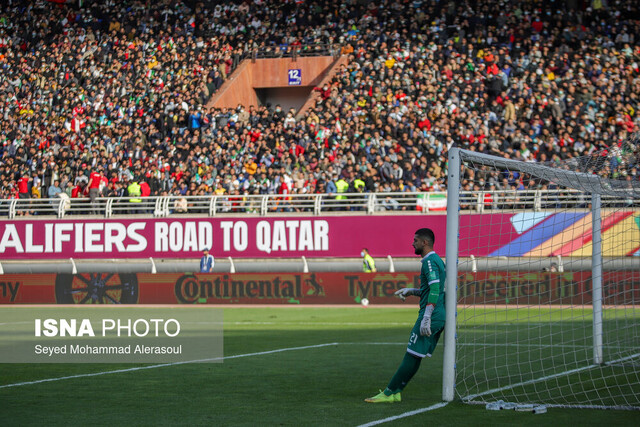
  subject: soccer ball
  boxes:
[361,298,369,307]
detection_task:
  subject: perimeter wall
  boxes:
[1,271,638,305]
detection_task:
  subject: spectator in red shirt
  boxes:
[314,85,332,103]
[417,115,431,131]
[140,179,151,198]
[16,173,32,216]
[87,168,104,215]
[531,16,544,33]
[17,174,31,199]
[139,179,152,214]
[72,181,88,199]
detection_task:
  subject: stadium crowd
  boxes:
[0,0,639,213]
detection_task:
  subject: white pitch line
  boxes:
[340,342,636,350]
[356,402,449,427]
[230,321,410,326]
[341,342,404,345]
[0,342,338,389]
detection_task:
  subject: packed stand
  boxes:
[0,0,639,214]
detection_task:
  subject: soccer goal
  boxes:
[442,139,640,410]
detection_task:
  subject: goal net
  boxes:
[443,137,640,410]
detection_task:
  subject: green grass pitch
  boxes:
[1,307,639,426]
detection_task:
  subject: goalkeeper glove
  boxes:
[394,288,420,301]
[420,304,435,336]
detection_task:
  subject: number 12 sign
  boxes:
[288,69,301,86]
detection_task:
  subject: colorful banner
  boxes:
[492,210,640,257]
[1,272,638,305]
[0,211,637,260]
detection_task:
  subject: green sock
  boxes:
[386,353,422,393]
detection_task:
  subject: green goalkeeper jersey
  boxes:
[418,251,446,318]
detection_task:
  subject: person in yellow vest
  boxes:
[362,248,377,273]
[335,175,349,210]
[353,176,365,192]
[127,178,142,214]
[352,174,366,211]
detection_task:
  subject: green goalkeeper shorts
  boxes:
[406,316,445,358]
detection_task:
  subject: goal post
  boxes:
[442,147,461,402]
[442,141,640,410]
[592,193,604,366]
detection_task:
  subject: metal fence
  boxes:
[243,43,340,60]
[1,189,637,219]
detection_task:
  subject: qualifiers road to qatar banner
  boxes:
[1,271,638,305]
[0,215,517,260]
[1,211,638,260]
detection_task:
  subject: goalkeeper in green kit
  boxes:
[365,228,446,403]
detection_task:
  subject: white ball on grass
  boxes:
[361,298,369,307]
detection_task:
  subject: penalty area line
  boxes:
[357,402,449,427]
[0,342,338,389]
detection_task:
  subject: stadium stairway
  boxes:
[207,54,348,115]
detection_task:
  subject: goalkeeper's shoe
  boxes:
[364,390,401,403]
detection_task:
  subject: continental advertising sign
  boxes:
[1,272,638,305]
